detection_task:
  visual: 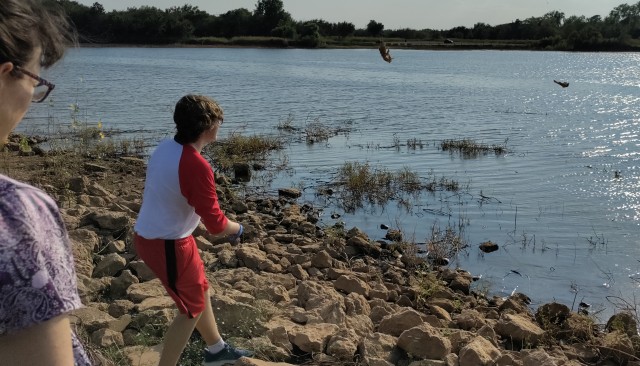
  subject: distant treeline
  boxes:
[50,0,640,50]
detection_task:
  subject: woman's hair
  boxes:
[173,95,224,145]
[0,0,76,68]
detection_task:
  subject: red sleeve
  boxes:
[178,145,228,234]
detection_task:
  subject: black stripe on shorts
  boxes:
[164,239,194,318]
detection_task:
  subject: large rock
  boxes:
[455,309,486,331]
[397,323,452,360]
[68,176,90,193]
[90,210,131,230]
[110,269,139,298]
[358,332,403,366]
[289,323,339,353]
[236,246,280,272]
[560,313,596,341]
[602,330,635,364]
[195,235,214,251]
[495,313,545,346]
[266,325,294,352]
[107,314,132,333]
[91,328,124,347]
[439,268,472,295]
[93,253,127,278]
[87,181,111,195]
[128,260,156,282]
[69,307,116,333]
[345,314,374,338]
[326,329,359,361]
[108,299,135,318]
[344,292,371,316]
[297,281,344,311]
[136,296,175,312]
[288,264,309,281]
[317,301,347,325]
[76,274,111,302]
[346,235,381,257]
[379,308,428,337]
[311,250,333,269]
[606,312,638,338]
[458,336,501,366]
[211,294,267,337]
[535,302,571,330]
[522,349,557,366]
[127,279,166,302]
[370,305,393,324]
[68,229,100,277]
[335,275,371,298]
[254,284,290,303]
[123,345,162,366]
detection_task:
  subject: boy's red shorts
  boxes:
[134,234,209,318]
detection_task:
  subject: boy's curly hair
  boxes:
[173,95,224,145]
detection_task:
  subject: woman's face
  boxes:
[0,47,41,143]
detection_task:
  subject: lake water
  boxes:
[21,47,640,321]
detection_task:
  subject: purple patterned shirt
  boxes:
[0,174,90,365]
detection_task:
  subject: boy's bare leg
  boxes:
[158,312,202,366]
[195,289,223,345]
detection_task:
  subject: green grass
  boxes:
[411,270,446,308]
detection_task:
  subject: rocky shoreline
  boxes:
[2,144,639,366]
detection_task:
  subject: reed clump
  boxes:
[426,224,467,261]
[332,162,461,212]
[407,138,425,150]
[426,176,460,192]
[276,114,298,132]
[304,121,333,144]
[204,133,284,173]
[304,116,353,144]
[441,138,508,157]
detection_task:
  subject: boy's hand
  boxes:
[228,224,243,244]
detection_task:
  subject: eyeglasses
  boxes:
[14,66,55,103]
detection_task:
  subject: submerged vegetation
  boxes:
[203,133,284,173]
[327,161,463,213]
[275,114,353,144]
[441,138,508,157]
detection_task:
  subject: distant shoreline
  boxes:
[79,41,639,52]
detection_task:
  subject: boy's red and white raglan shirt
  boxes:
[134,138,228,316]
[134,138,228,239]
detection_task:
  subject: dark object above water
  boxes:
[553,80,569,88]
[479,241,499,253]
[277,187,301,198]
[378,41,393,63]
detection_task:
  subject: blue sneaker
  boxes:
[203,344,253,366]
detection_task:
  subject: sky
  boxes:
[76,0,632,30]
